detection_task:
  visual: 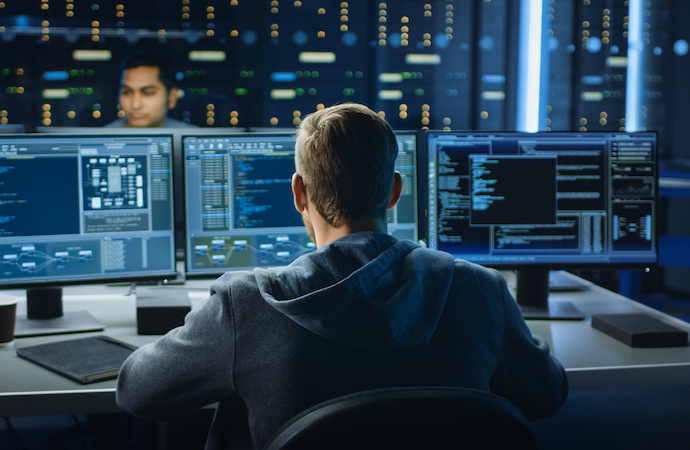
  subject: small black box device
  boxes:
[591,313,689,348]
[136,287,191,335]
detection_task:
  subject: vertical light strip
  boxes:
[626,0,643,132]
[517,0,544,132]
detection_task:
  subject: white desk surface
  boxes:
[2,271,690,417]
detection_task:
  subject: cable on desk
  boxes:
[3,417,27,450]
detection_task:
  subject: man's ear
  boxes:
[167,87,179,110]
[387,171,403,210]
[292,173,308,213]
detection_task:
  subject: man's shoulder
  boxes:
[165,117,197,128]
[212,269,260,293]
[103,118,126,128]
[450,258,506,290]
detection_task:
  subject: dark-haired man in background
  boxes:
[106,51,195,128]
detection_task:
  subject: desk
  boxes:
[0,281,212,417]
[3,274,690,448]
[3,272,690,415]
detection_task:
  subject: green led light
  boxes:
[234,88,248,96]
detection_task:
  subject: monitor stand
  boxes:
[516,269,584,320]
[14,287,105,337]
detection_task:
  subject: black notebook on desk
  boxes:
[16,335,138,384]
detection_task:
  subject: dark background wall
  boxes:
[0,0,686,158]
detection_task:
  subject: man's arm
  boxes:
[116,291,236,419]
[488,271,569,421]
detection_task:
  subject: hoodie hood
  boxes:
[255,232,455,351]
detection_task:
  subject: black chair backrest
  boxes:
[265,386,537,450]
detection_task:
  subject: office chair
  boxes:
[264,386,537,450]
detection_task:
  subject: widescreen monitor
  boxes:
[183,131,419,277]
[0,134,177,336]
[424,131,658,319]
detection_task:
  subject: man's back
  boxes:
[117,232,567,449]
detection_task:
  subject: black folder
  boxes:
[16,335,138,384]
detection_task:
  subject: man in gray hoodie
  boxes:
[116,102,568,449]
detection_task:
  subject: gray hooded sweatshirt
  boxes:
[117,232,568,449]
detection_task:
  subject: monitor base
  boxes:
[14,310,105,338]
[520,301,585,321]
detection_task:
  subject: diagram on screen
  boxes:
[1,241,100,279]
[192,233,315,270]
[82,156,148,210]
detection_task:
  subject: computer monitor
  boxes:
[0,134,177,336]
[182,131,419,277]
[423,131,658,319]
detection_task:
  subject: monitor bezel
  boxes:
[0,133,180,289]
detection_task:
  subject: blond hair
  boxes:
[295,103,398,227]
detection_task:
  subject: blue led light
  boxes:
[271,72,297,82]
[43,71,69,81]
[482,74,506,84]
[582,75,604,85]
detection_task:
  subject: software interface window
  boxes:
[183,133,309,274]
[425,132,658,267]
[0,135,177,285]
[183,132,418,276]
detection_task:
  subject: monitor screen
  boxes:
[389,130,419,242]
[424,131,658,318]
[183,131,419,276]
[0,134,177,334]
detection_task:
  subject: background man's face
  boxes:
[119,66,178,128]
